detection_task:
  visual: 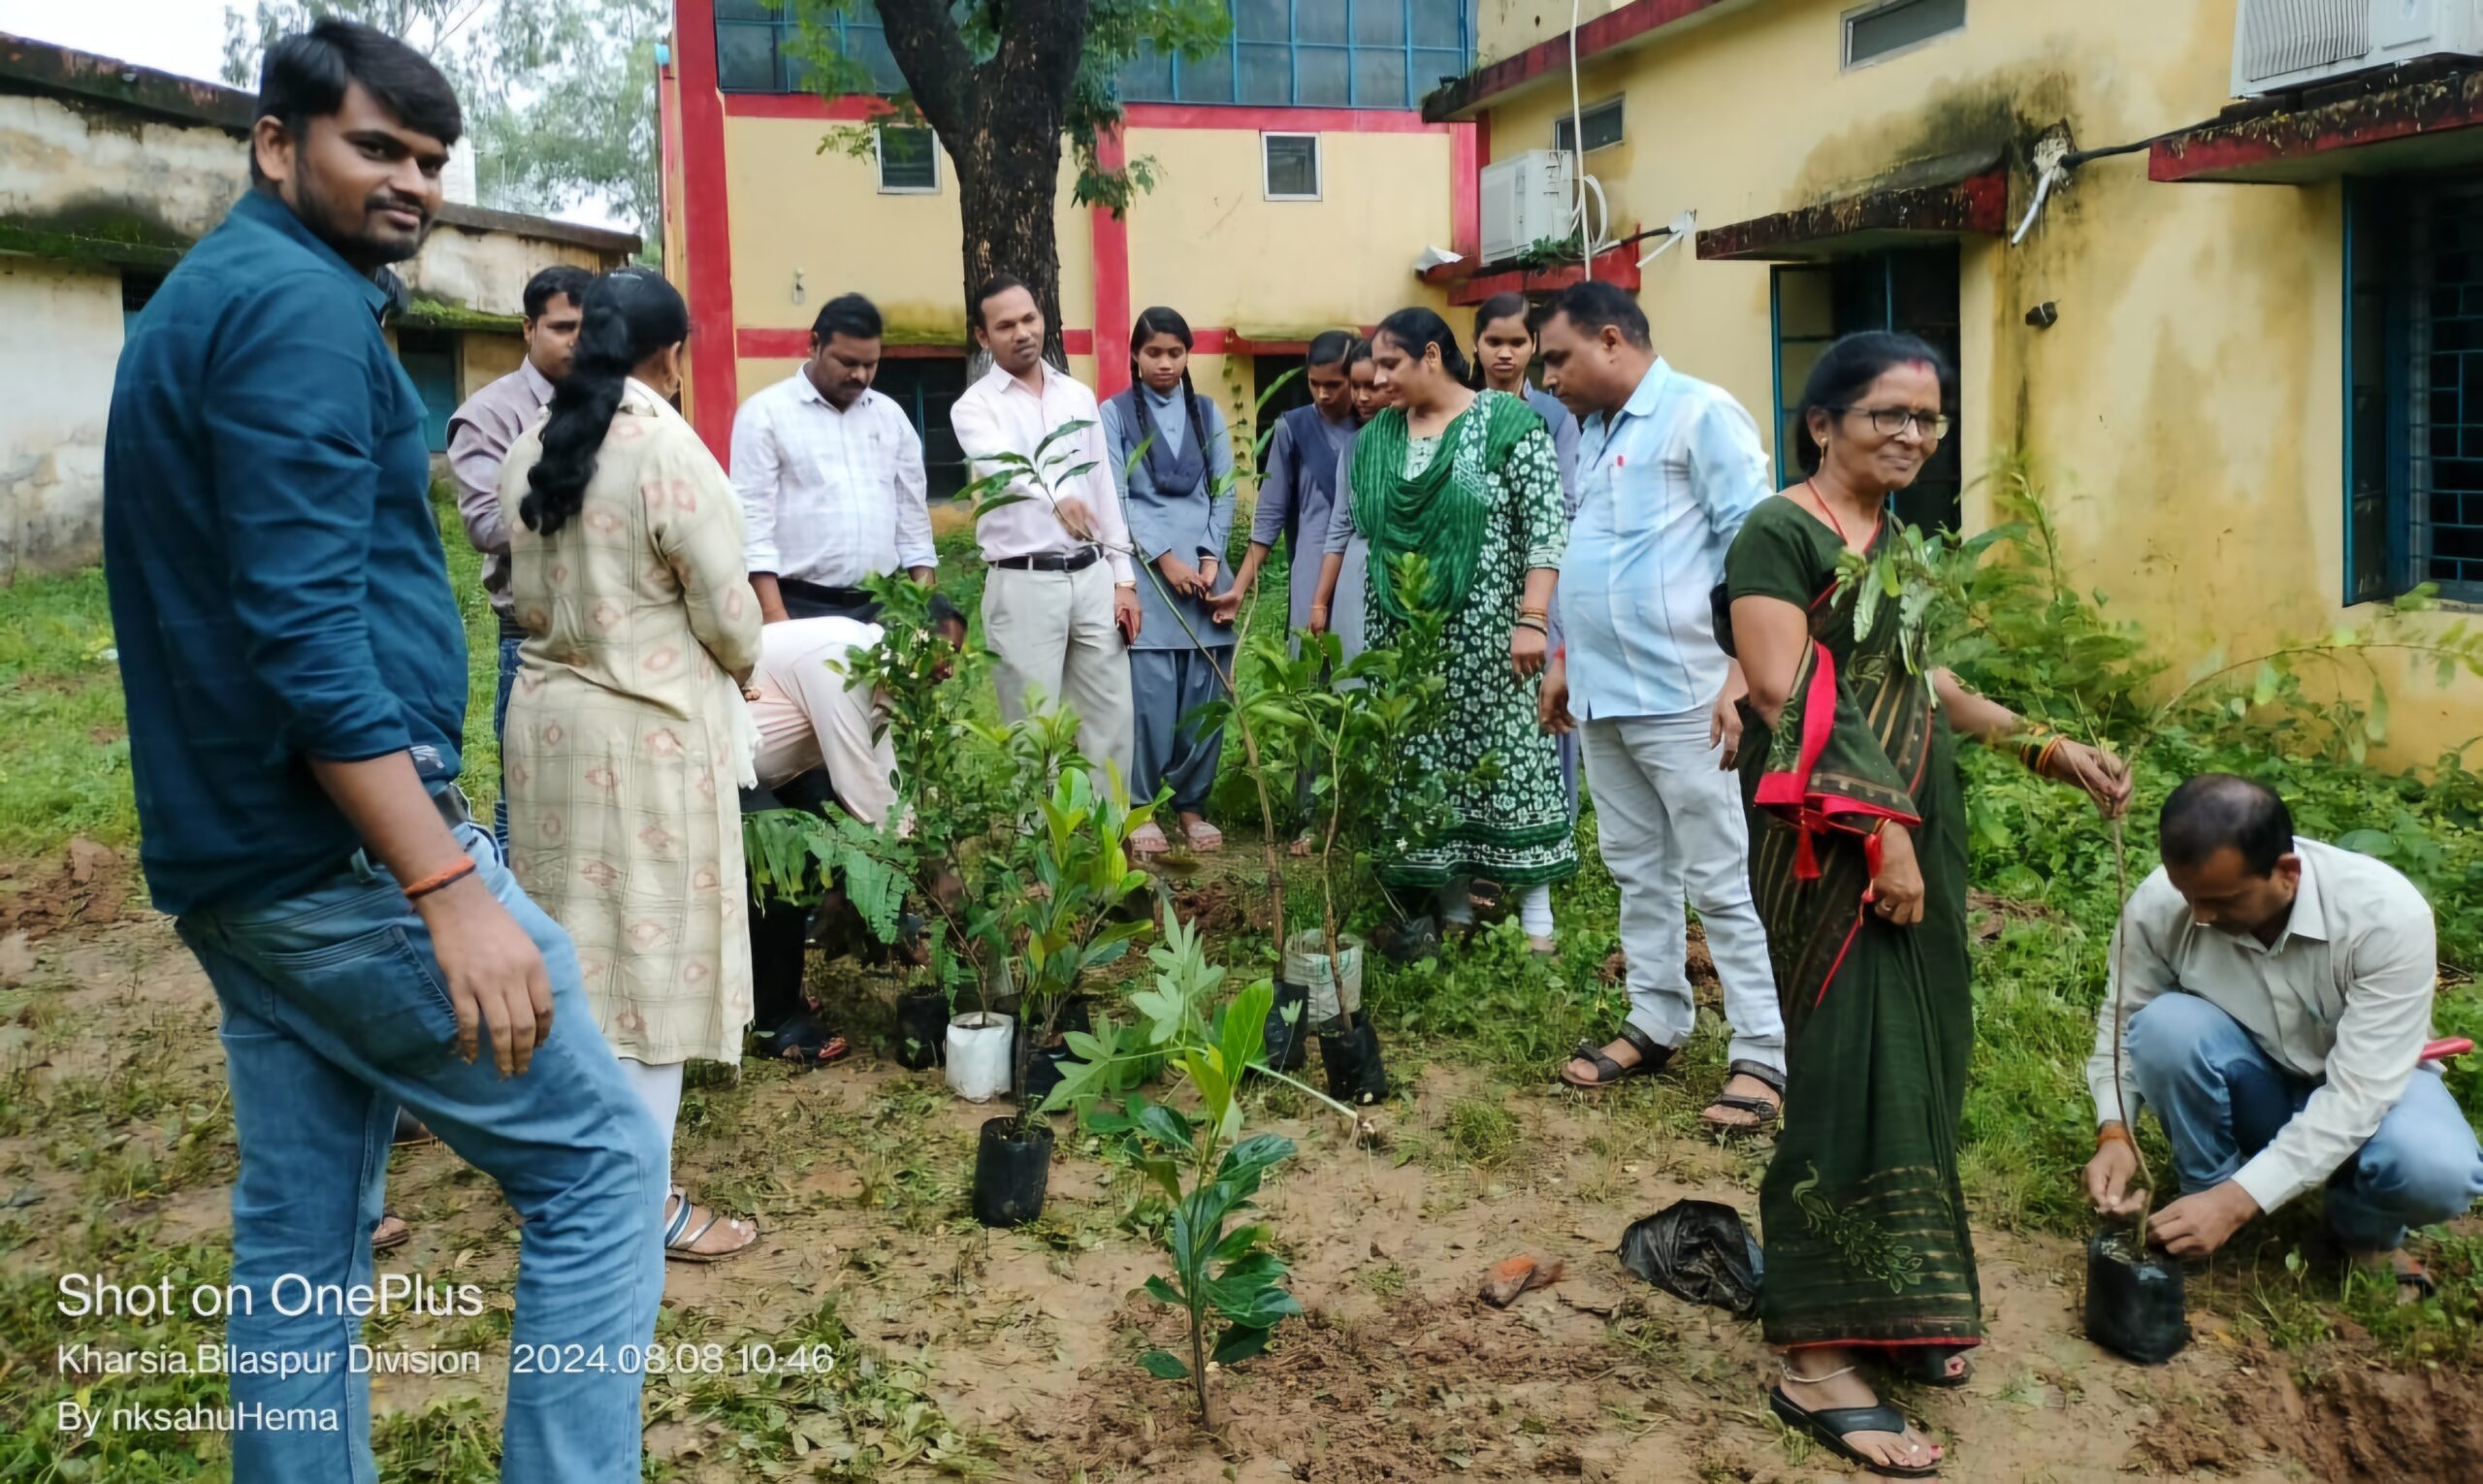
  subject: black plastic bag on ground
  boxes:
[1620,1200,1763,1318]
[2084,1231,2189,1364]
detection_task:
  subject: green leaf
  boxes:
[1210,1221,1273,1263]
[1143,1274,1187,1308]
[2337,828,2397,857]
[2252,661,2280,707]
[1210,1324,1275,1367]
[2368,678,2390,744]
[1138,1349,1190,1379]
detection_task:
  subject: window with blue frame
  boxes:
[718,1,1472,109]
[715,0,903,94]
[2346,177,2483,605]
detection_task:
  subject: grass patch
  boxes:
[0,565,137,856]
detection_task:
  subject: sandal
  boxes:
[2353,1247,2436,1305]
[1768,1382,1941,1479]
[1559,1023,1675,1089]
[1699,1059,1787,1133]
[756,1010,850,1071]
[1180,820,1225,853]
[1129,822,1172,857]
[372,1209,411,1252]
[1886,1346,1973,1389]
[662,1187,758,1264]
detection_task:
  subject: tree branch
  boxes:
[998,0,1092,105]
[875,0,979,137]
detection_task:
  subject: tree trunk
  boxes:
[877,0,1089,370]
[953,131,1068,369]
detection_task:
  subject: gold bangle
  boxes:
[2035,736,2068,777]
[2015,722,2051,768]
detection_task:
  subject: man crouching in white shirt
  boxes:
[2085,774,2483,1296]
[743,597,968,1068]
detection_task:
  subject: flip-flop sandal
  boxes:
[372,1210,411,1252]
[662,1188,758,1265]
[1699,1058,1787,1133]
[1129,823,1173,857]
[1559,1023,1675,1089]
[1181,821,1225,853]
[2358,1250,2437,1304]
[1767,1386,1941,1478]
[757,1011,851,1071]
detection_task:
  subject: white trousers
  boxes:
[1583,710,1785,1075]
[981,562,1136,788]
[620,1057,683,1191]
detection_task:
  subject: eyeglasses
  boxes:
[1837,405,1951,440]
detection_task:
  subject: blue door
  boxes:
[397,330,459,453]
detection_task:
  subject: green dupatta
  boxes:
[1348,391,1543,623]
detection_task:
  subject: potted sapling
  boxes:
[969,766,1157,1228]
[1211,553,1476,1103]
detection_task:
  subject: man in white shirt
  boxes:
[730,293,936,624]
[949,274,1140,782]
[2086,775,2482,1291]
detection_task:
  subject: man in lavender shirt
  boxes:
[445,263,591,843]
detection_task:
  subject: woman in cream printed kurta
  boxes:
[501,379,761,1068]
[499,275,763,1264]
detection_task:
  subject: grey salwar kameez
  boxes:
[1102,384,1235,813]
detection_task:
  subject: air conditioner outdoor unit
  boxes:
[1479,149,1574,268]
[2232,0,2483,98]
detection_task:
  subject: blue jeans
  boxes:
[493,635,522,847]
[177,823,664,1484]
[2127,992,2483,1251]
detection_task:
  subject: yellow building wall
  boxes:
[1120,126,1456,335]
[1477,0,1652,64]
[1474,0,2479,765]
[721,113,1095,360]
[718,115,1456,480]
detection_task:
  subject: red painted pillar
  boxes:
[1090,124,1132,397]
[671,0,739,463]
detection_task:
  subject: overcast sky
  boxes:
[0,1,629,229]
[0,0,230,84]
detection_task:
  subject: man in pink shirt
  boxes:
[950,275,1140,784]
[445,263,591,844]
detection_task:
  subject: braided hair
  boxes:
[523,268,688,535]
[1128,305,1206,459]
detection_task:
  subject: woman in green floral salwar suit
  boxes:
[1725,334,2130,1477]
[1314,306,1577,946]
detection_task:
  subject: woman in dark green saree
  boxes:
[1725,335,2129,1476]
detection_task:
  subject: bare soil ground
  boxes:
[6,891,2478,1484]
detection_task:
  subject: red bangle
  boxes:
[403,855,477,902]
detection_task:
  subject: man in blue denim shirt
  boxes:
[1536,282,1789,1131]
[104,21,661,1483]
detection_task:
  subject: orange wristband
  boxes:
[2095,1122,2133,1149]
[403,855,477,902]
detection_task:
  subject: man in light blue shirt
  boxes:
[1536,281,1786,1128]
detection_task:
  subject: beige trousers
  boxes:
[981,562,1135,788]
